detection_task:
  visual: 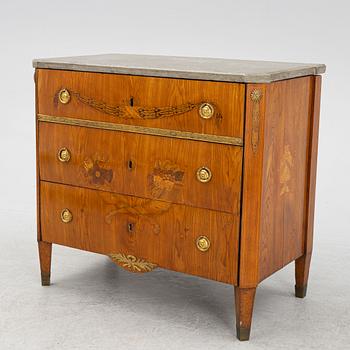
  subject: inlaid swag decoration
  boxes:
[56,88,222,120]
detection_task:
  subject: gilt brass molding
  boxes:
[250,89,263,154]
[37,114,243,146]
[109,253,157,273]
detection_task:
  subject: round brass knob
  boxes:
[196,166,212,183]
[196,236,210,252]
[199,103,214,119]
[58,147,71,162]
[60,208,73,223]
[58,88,71,104]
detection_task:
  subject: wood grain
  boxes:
[38,122,243,213]
[36,69,245,138]
[40,182,239,284]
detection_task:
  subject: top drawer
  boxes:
[36,69,245,139]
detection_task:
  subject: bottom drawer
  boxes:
[40,182,239,284]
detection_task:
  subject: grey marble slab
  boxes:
[33,53,326,83]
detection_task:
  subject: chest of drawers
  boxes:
[33,54,325,341]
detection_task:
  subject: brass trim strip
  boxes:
[37,114,243,146]
[250,89,263,153]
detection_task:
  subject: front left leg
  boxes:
[234,286,257,341]
[38,241,52,286]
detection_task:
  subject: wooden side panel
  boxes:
[37,69,245,138]
[294,76,322,295]
[239,77,320,287]
[258,77,313,281]
[40,182,239,284]
[38,122,242,213]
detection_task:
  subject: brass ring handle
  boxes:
[196,166,212,183]
[58,88,71,104]
[199,103,214,119]
[58,147,71,162]
[196,236,211,252]
[60,208,73,223]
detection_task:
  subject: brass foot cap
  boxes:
[295,284,307,298]
[236,326,251,341]
[41,273,51,286]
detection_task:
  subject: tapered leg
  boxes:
[295,253,311,298]
[234,287,256,341]
[38,241,52,286]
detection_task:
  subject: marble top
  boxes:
[33,54,326,83]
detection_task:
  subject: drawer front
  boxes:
[37,69,245,139]
[39,122,242,213]
[40,182,238,284]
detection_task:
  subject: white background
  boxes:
[0,1,349,349]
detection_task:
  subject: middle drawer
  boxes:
[38,122,242,213]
